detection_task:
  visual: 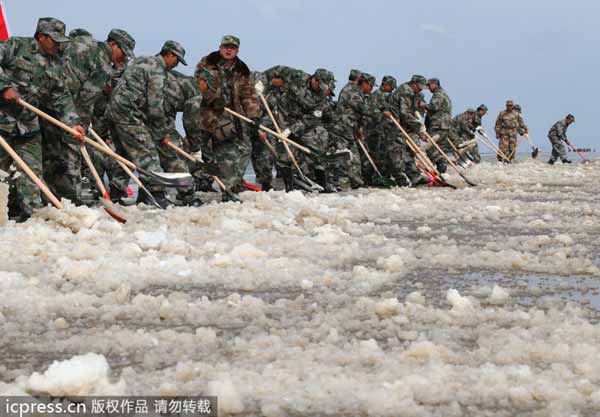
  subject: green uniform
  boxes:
[0,35,80,220]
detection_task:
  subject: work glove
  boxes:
[211,97,225,113]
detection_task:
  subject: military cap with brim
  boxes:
[477,104,488,112]
[108,28,136,59]
[410,74,427,88]
[349,69,362,81]
[426,77,440,85]
[159,40,187,65]
[221,35,240,47]
[313,68,336,91]
[567,114,575,121]
[69,28,92,38]
[35,17,69,43]
[381,75,397,88]
[506,100,514,106]
[361,73,376,87]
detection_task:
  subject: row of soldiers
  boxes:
[0,17,577,223]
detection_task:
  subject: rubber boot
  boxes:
[315,169,336,193]
[281,167,294,192]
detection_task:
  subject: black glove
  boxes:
[211,97,225,113]
[250,117,261,136]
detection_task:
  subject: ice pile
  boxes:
[0,158,599,416]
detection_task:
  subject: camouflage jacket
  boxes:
[425,87,452,130]
[92,63,127,131]
[107,55,170,138]
[195,51,260,134]
[366,88,393,132]
[63,35,112,127]
[279,71,333,135]
[548,120,569,142]
[165,70,199,120]
[471,113,483,130]
[452,111,475,139]
[495,109,527,137]
[0,37,80,135]
[330,81,370,135]
[389,82,424,133]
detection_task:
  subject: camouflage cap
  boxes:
[69,28,92,38]
[477,104,488,112]
[349,69,362,81]
[514,104,522,112]
[426,77,440,86]
[108,28,136,59]
[566,114,575,121]
[35,17,69,43]
[313,68,336,91]
[506,100,514,106]
[221,35,240,47]
[160,40,187,66]
[195,68,217,91]
[410,74,427,88]
[361,72,376,86]
[381,75,397,89]
[466,108,476,114]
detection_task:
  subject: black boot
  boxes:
[261,182,273,192]
[562,159,572,164]
[548,159,555,165]
[281,167,294,192]
[315,169,337,193]
[137,188,169,209]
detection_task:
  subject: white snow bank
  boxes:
[27,353,126,396]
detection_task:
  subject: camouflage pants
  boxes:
[498,134,517,162]
[251,135,275,185]
[383,130,421,185]
[110,123,163,192]
[328,127,363,188]
[41,120,82,204]
[365,131,387,178]
[157,129,189,174]
[211,134,252,193]
[426,129,452,173]
[0,130,43,217]
[549,137,567,161]
[184,132,215,189]
[297,125,328,178]
[468,142,482,163]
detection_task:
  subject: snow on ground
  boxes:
[1,159,599,416]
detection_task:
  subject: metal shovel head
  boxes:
[293,175,322,193]
[531,147,540,159]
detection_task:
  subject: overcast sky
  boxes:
[4,0,598,150]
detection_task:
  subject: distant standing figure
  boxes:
[494,100,528,162]
[547,114,575,164]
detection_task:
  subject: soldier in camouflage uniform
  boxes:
[107,40,187,208]
[450,108,476,154]
[249,70,275,190]
[547,114,575,164]
[41,24,111,205]
[89,29,136,200]
[424,78,452,174]
[364,75,396,182]
[195,35,262,201]
[279,68,336,192]
[465,104,487,163]
[326,69,361,188]
[382,74,429,186]
[494,100,528,162]
[329,71,376,189]
[0,17,85,222]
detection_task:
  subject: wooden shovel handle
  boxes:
[0,134,63,209]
